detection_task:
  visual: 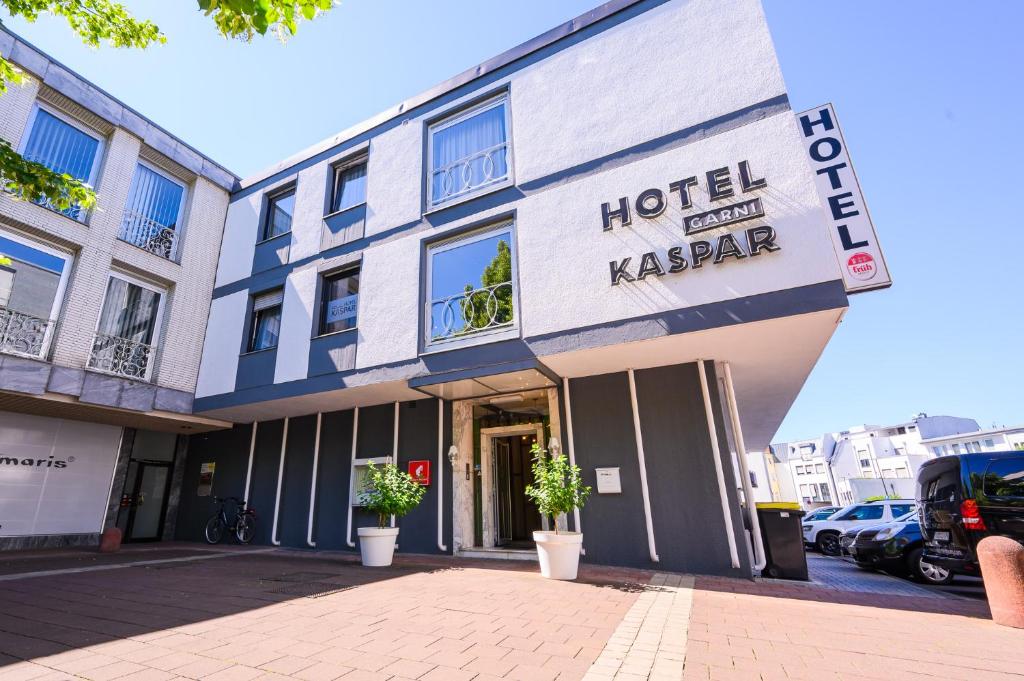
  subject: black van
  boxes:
[917,452,1024,576]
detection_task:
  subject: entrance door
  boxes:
[493,439,513,546]
[125,462,172,542]
[492,434,542,547]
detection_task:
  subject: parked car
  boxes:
[918,452,1024,576]
[803,499,916,556]
[804,506,841,522]
[842,511,953,585]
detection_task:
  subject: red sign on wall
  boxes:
[408,460,430,486]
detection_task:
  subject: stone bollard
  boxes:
[977,535,1024,628]
[99,528,123,553]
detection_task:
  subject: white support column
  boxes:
[243,421,258,504]
[346,407,359,548]
[391,401,399,529]
[722,362,765,570]
[306,413,322,548]
[626,369,659,563]
[562,377,584,552]
[270,417,289,547]
[437,398,447,552]
[697,360,740,569]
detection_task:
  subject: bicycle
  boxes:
[204,496,257,544]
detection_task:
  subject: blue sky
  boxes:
[4,1,1021,442]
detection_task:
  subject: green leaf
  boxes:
[359,461,426,529]
[524,444,591,533]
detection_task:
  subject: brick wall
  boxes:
[0,71,229,394]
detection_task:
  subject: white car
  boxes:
[802,499,916,556]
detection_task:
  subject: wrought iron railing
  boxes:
[119,210,178,260]
[0,307,56,358]
[431,142,509,205]
[88,333,155,380]
[429,281,514,342]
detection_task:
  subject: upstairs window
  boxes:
[319,269,359,335]
[263,188,295,240]
[89,274,164,381]
[0,230,71,358]
[249,289,283,352]
[428,96,511,208]
[120,163,187,259]
[21,106,102,220]
[331,161,367,213]
[426,223,516,347]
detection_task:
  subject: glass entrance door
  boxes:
[493,438,513,547]
[126,462,171,541]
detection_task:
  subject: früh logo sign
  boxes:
[798,104,891,293]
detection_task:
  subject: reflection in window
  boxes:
[429,97,510,206]
[319,269,359,335]
[427,226,515,344]
[22,108,102,219]
[331,162,367,213]
[264,190,295,240]
[0,232,69,358]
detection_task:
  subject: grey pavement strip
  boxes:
[0,548,278,582]
[583,572,694,681]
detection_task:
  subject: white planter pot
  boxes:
[533,531,583,580]
[357,527,399,567]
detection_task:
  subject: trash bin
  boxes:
[756,502,808,580]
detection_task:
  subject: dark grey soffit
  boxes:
[0,28,239,191]
[233,0,665,198]
[213,93,792,300]
[193,279,848,413]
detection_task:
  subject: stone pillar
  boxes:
[978,535,1024,628]
[451,401,475,551]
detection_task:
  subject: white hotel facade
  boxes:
[2,0,891,575]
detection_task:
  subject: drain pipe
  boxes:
[437,398,447,552]
[270,417,289,546]
[697,360,740,569]
[243,421,258,504]
[626,369,659,563]
[345,407,359,548]
[562,377,584,555]
[306,413,322,548]
[722,362,766,571]
[391,401,399,529]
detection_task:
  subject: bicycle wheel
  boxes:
[235,513,256,544]
[204,515,225,544]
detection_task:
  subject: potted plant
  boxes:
[525,443,592,580]
[357,460,425,567]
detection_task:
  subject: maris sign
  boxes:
[601,161,780,285]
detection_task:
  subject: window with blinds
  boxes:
[21,107,102,220]
[249,289,283,352]
[119,163,187,259]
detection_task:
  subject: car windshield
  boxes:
[834,504,885,521]
[895,510,917,522]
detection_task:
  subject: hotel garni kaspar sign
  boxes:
[603,105,890,293]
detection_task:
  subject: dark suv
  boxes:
[917,452,1024,576]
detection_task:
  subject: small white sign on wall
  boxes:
[595,467,622,494]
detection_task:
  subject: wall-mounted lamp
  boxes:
[447,445,458,467]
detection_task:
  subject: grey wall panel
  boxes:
[277,414,316,548]
[247,418,284,545]
[634,362,750,577]
[175,424,253,542]
[321,205,366,251]
[308,331,357,377]
[253,235,290,274]
[352,403,394,535]
[236,349,276,391]
[568,372,652,569]
[394,399,440,555]
[312,409,356,551]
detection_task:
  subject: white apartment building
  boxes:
[0,29,236,549]
[767,414,980,507]
[921,425,1024,457]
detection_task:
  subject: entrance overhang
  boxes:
[409,359,558,401]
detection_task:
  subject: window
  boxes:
[859,457,872,470]
[818,483,831,502]
[890,503,915,517]
[984,438,996,449]
[89,274,164,380]
[799,443,815,460]
[0,230,72,358]
[895,467,910,478]
[952,443,962,455]
[426,223,517,346]
[933,446,944,456]
[319,269,359,335]
[20,106,102,219]
[815,463,825,474]
[897,426,906,435]
[331,161,367,213]
[749,471,758,488]
[794,465,804,475]
[983,458,1024,499]
[428,96,511,207]
[263,189,295,240]
[120,162,187,259]
[249,289,283,352]
[835,505,884,521]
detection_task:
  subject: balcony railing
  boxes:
[431,142,509,205]
[429,281,515,342]
[0,307,56,359]
[119,210,179,260]
[88,333,155,381]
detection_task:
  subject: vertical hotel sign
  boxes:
[799,104,891,293]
